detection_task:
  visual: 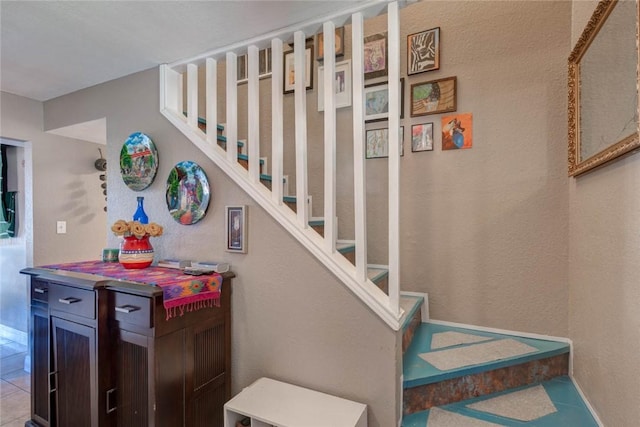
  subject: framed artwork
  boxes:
[366,128,389,159]
[238,48,272,84]
[363,32,388,79]
[237,55,247,84]
[400,126,405,156]
[317,60,352,111]
[317,27,345,61]
[410,76,457,117]
[442,113,473,150]
[259,48,272,78]
[225,205,247,253]
[283,47,313,94]
[411,123,434,152]
[364,78,404,122]
[407,27,440,75]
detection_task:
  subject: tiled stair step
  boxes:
[181,113,224,133]
[401,293,424,353]
[368,267,389,294]
[403,322,570,415]
[402,376,598,427]
[336,242,356,265]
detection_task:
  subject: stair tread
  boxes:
[336,242,355,253]
[399,293,423,329]
[237,153,264,164]
[402,376,598,427]
[403,322,570,389]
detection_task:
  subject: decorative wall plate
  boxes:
[120,132,158,191]
[166,161,210,225]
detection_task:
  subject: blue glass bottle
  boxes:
[133,196,149,224]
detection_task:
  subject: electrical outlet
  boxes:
[56,221,67,234]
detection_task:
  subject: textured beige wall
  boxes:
[1,92,107,266]
[205,1,571,336]
[569,1,640,425]
[391,1,571,335]
[43,67,399,427]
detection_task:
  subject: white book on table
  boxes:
[190,261,230,273]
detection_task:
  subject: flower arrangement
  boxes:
[111,219,163,239]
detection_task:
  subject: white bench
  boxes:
[224,377,368,427]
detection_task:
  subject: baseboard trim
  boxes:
[0,324,28,346]
[571,377,604,427]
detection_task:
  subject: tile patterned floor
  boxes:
[0,338,30,426]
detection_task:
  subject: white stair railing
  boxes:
[159,0,404,329]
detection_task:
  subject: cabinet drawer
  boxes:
[112,292,152,327]
[49,284,95,319]
[31,280,49,303]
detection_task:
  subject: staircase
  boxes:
[158,2,602,425]
[399,296,600,426]
[160,0,404,330]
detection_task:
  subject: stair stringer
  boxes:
[159,90,403,330]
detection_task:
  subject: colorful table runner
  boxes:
[41,260,223,319]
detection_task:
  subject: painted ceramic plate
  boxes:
[120,132,159,191]
[166,161,210,225]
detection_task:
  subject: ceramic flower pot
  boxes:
[118,235,154,269]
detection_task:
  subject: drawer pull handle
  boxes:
[106,387,117,414]
[115,305,140,314]
[58,297,81,305]
[49,371,57,393]
[34,288,48,294]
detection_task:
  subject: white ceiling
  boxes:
[0,0,363,102]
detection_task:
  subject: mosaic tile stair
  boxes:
[402,376,598,427]
[403,322,570,415]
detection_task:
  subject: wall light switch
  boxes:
[56,221,67,234]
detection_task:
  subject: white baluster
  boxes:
[323,21,337,253]
[206,58,217,145]
[271,38,284,205]
[187,64,198,129]
[226,52,239,164]
[248,45,260,183]
[294,31,309,228]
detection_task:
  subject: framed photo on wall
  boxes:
[407,27,440,75]
[410,76,457,117]
[364,78,404,122]
[411,123,434,152]
[317,60,352,111]
[225,205,247,253]
[363,32,388,80]
[366,128,389,159]
[317,27,345,61]
[283,47,313,94]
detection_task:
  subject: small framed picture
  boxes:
[259,48,272,78]
[442,113,473,150]
[284,47,313,94]
[317,27,345,61]
[366,128,389,159]
[407,27,440,75]
[364,79,404,122]
[411,123,434,152]
[410,76,457,117]
[363,32,388,80]
[237,55,248,84]
[400,126,405,157]
[225,205,247,253]
[317,60,352,111]
[237,48,272,84]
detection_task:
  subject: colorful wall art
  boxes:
[442,113,473,150]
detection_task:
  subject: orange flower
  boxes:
[110,220,129,236]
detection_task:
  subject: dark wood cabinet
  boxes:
[23,267,233,427]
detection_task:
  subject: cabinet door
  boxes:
[114,329,151,427]
[185,316,227,426]
[31,305,52,426]
[52,317,97,427]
